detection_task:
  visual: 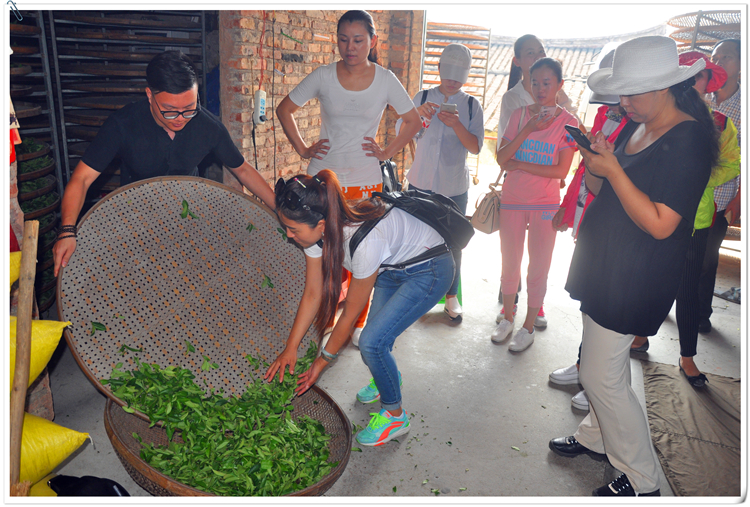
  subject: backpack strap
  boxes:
[419,89,429,106]
[469,96,476,121]
[349,205,393,258]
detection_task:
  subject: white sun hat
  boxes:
[439,43,472,84]
[589,50,619,105]
[588,36,705,96]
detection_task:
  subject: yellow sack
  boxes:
[29,474,57,497]
[9,316,70,391]
[10,251,22,290]
[20,412,89,484]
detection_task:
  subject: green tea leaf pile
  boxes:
[101,343,337,496]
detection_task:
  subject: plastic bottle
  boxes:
[414,115,432,140]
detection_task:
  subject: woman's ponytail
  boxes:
[669,78,720,169]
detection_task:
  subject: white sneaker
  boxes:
[508,327,535,352]
[491,319,514,343]
[534,306,548,329]
[444,297,463,320]
[572,390,590,411]
[351,327,363,348]
[496,304,518,323]
[549,364,580,385]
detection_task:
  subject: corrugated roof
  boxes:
[482,25,667,131]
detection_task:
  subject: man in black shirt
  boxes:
[54,51,275,276]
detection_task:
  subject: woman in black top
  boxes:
[549,36,718,497]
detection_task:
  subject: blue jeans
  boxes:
[408,185,468,296]
[358,252,455,411]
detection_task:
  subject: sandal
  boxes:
[679,358,708,388]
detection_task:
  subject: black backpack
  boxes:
[349,189,475,269]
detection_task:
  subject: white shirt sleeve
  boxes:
[288,66,324,107]
[497,91,525,140]
[386,69,419,116]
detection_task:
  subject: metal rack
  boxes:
[45,10,208,196]
[12,10,65,312]
[668,10,741,53]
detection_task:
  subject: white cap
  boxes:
[439,43,472,84]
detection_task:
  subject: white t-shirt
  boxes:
[303,208,444,277]
[289,62,416,188]
[496,81,534,140]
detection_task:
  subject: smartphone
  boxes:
[538,106,555,120]
[564,125,599,154]
[440,103,457,114]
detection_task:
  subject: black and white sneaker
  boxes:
[444,297,463,321]
[593,474,660,496]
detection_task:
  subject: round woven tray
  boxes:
[57,176,351,495]
[104,389,351,496]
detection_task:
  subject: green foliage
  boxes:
[19,175,52,194]
[18,156,52,174]
[100,343,336,496]
[16,137,44,155]
[20,192,58,213]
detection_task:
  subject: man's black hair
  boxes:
[146,51,198,94]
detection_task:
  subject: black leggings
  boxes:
[676,228,710,358]
[698,214,729,320]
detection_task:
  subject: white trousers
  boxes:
[574,314,661,493]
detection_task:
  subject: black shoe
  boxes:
[549,436,606,460]
[593,473,660,496]
[679,358,709,388]
[698,318,712,333]
[630,338,649,353]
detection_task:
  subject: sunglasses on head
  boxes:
[275,176,326,218]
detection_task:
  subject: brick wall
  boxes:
[219,10,424,190]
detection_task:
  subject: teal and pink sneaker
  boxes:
[356,371,402,404]
[356,409,410,447]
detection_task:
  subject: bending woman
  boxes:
[276,10,421,345]
[265,170,454,447]
[493,58,578,351]
[550,36,717,496]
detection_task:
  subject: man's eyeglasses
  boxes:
[152,94,201,120]
[275,177,326,218]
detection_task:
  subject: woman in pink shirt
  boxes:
[492,58,578,351]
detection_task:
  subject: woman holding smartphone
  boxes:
[492,57,578,351]
[276,10,421,345]
[495,34,576,327]
[264,170,454,447]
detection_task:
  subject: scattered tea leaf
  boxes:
[90,321,107,335]
[393,486,397,493]
[511,446,520,451]
[422,479,429,485]
[459,487,467,492]
[431,488,440,495]
[118,344,143,356]
[246,223,256,232]
[277,227,288,241]
[260,274,274,289]
[352,447,362,452]
[185,339,195,353]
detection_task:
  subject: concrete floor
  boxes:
[43,168,742,500]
